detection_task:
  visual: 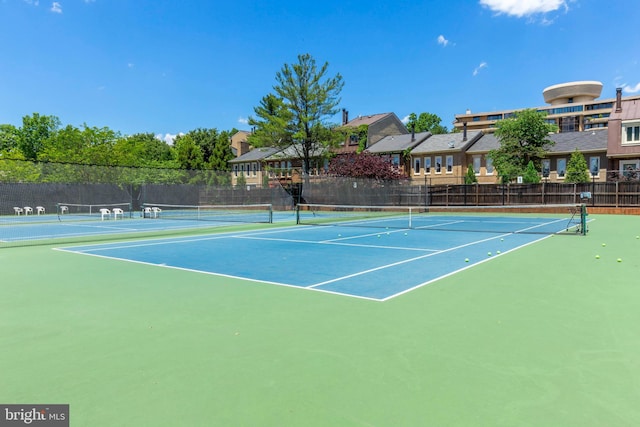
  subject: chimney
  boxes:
[411,125,415,142]
[463,122,468,141]
[615,88,622,113]
[342,109,349,125]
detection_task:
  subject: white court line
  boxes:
[55,249,384,302]
[233,234,437,252]
[308,232,511,288]
[380,234,550,301]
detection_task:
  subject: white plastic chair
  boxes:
[151,207,162,218]
[99,208,111,220]
[142,207,152,218]
[60,206,68,214]
[13,207,23,215]
[24,206,33,215]
[112,208,124,220]
[36,206,45,215]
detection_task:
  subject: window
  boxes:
[621,160,639,178]
[392,154,400,168]
[446,155,453,173]
[541,159,550,178]
[472,156,481,174]
[485,157,494,175]
[252,162,257,176]
[557,158,566,178]
[589,157,600,177]
[624,124,640,144]
[435,156,442,173]
[349,134,358,145]
[414,158,421,175]
[233,164,238,176]
[424,157,431,174]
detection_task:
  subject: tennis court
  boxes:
[0,203,295,245]
[56,207,584,300]
[3,205,640,427]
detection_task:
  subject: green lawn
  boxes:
[1,214,639,426]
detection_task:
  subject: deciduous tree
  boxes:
[488,109,556,183]
[328,152,404,180]
[405,112,448,134]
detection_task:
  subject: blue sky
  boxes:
[1,0,638,143]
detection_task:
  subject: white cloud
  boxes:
[473,62,488,76]
[479,0,568,18]
[622,82,640,94]
[401,115,411,124]
[156,133,183,145]
[437,35,450,47]
[237,117,249,125]
[127,63,134,68]
[23,0,39,5]
[50,1,62,13]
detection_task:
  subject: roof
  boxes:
[344,113,394,127]
[411,131,483,155]
[265,144,330,160]
[465,130,607,154]
[609,98,640,122]
[365,131,430,154]
[465,133,500,153]
[228,147,280,163]
[547,129,608,153]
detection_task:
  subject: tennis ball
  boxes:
[496,250,501,254]
[338,234,341,237]
[602,243,606,247]
[487,252,492,256]
[404,232,408,236]
[636,236,639,239]
[377,234,381,238]
[617,258,622,263]
[465,258,469,262]
[595,255,600,259]
[500,238,504,241]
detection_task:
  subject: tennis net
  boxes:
[140,203,273,224]
[296,203,588,235]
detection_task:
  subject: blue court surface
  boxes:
[0,211,296,243]
[55,218,570,301]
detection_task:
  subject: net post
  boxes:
[268,204,273,223]
[296,204,300,225]
[408,207,413,228]
[580,204,588,235]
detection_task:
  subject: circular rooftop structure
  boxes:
[542,81,603,105]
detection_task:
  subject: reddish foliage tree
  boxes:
[327,152,405,180]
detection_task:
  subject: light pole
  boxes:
[591,165,598,206]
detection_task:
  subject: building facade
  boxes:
[453,81,640,134]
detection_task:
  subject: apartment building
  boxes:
[453,81,640,134]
